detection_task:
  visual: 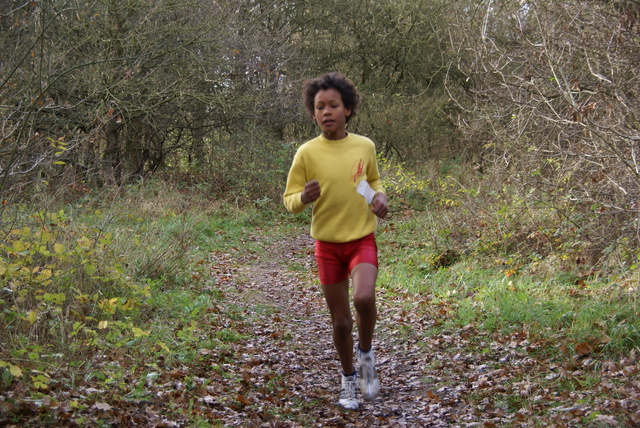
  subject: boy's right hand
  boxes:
[301,180,321,204]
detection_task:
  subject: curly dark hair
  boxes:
[302,72,360,123]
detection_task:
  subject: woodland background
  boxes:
[2,0,639,263]
[1,0,639,425]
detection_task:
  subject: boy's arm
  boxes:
[367,149,385,195]
[368,176,385,195]
[367,145,387,219]
[283,153,309,214]
[368,160,388,218]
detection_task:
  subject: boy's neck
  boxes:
[322,130,348,140]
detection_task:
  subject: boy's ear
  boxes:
[345,108,352,118]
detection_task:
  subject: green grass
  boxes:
[381,248,640,356]
[378,191,640,358]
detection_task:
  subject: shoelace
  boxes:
[341,375,357,400]
[360,353,375,378]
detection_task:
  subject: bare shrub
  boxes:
[445,0,640,266]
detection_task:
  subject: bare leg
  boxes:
[351,263,378,351]
[322,279,354,375]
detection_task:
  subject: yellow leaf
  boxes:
[84,263,96,275]
[54,243,65,254]
[98,298,117,314]
[132,327,150,337]
[121,298,135,310]
[12,240,27,252]
[9,364,23,378]
[33,373,50,389]
[77,236,93,250]
[39,269,52,280]
[98,320,108,329]
[43,292,66,304]
[156,341,170,352]
[27,310,37,325]
[75,293,90,303]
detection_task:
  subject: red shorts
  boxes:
[315,233,378,285]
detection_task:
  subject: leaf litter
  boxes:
[1,230,639,427]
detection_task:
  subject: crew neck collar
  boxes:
[319,132,349,143]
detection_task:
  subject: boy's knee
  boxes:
[332,316,353,337]
[353,294,375,313]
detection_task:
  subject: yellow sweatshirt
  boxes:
[283,133,385,243]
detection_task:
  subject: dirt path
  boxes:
[205,232,517,427]
[204,231,638,427]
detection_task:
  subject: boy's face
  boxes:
[313,88,351,140]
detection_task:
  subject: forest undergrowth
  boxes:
[0,177,639,426]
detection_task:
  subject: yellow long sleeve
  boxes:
[283,133,385,243]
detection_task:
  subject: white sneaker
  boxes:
[339,372,359,410]
[357,346,379,400]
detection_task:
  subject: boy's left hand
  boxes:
[371,193,388,219]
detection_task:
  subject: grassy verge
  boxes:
[377,195,640,360]
[0,179,291,395]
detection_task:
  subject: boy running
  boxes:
[283,72,388,409]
